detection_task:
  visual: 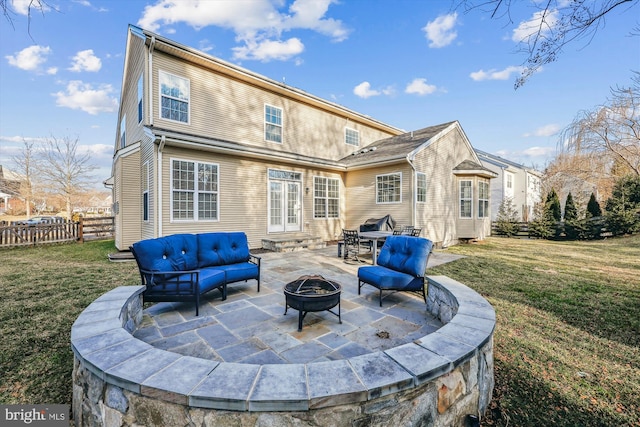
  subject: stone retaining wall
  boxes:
[71,275,494,426]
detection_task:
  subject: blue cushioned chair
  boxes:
[357,235,433,307]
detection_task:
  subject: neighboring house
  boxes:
[0,165,23,214]
[109,25,497,251]
[476,149,542,222]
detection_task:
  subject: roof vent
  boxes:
[370,147,377,151]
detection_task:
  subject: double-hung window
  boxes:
[314,177,339,219]
[459,180,473,218]
[377,173,402,203]
[265,104,282,143]
[160,71,189,123]
[417,173,427,203]
[171,159,218,221]
[478,180,489,218]
[345,127,359,146]
[142,161,149,221]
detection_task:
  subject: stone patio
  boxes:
[133,246,464,364]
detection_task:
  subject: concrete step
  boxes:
[261,235,326,252]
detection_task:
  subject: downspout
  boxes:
[157,135,165,237]
[406,155,417,228]
[148,35,155,127]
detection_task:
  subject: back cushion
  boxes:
[164,234,199,270]
[131,237,176,272]
[377,235,433,277]
[197,232,250,267]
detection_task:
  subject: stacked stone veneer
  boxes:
[71,275,494,426]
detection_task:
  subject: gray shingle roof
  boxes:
[340,121,457,166]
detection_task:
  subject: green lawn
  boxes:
[0,237,638,426]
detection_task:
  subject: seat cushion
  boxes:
[211,262,258,284]
[197,268,226,293]
[131,236,175,272]
[197,232,250,268]
[164,233,199,270]
[358,265,423,291]
[376,235,432,277]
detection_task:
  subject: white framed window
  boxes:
[459,180,472,218]
[345,127,359,146]
[478,180,489,218]
[120,115,126,149]
[142,161,149,222]
[377,173,402,203]
[314,176,339,219]
[137,74,143,123]
[417,173,427,203]
[505,171,514,198]
[171,159,218,221]
[159,71,189,123]
[265,104,282,143]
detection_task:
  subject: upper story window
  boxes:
[345,127,359,146]
[120,115,126,149]
[160,71,189,123]
[459,180,472,218]
[171,159,219,221]
[265,104,282,143]
[478,180,489,218]
[417,173,427,203]
[377,173,402,203]
[314,176,340,219]
[137,74,143,123]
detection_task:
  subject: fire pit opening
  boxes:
[283,275,342,331]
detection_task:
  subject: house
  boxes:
[109,25,496,251]
[0,165,23,215]
[475,149,542,222]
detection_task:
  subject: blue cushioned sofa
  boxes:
[130,232,261,316]
[358,235,433,307]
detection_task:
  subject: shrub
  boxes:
[605,175,640,236]
[495,197,521,237]
[586,193,602,218]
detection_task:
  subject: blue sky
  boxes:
[1,0,638,188]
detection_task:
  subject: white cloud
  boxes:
[523,124,561,137]
[512,9,559,43]
[470,66,523,81]
[405,78,437,96]
[233,37,304,62]
[353,82,380,99]
[5,45,51,72]
[69,49,102,72]
[53,81,118,115]
[137,0,349,62]
[423,12,458,48]
[11,0,49,15]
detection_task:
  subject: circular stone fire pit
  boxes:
[284,275,342,331]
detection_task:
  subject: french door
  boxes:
[268,171,301,233]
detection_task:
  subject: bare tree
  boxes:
[455,0,639,88]
[10,139,39,218]
[547,73,640,201]
[37,135,97,220]
[1,0,54,36]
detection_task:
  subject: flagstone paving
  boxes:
[133,246,464,364]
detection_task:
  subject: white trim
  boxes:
[264,103,283,144]
[158,70,190,125]
[312,175,340,219]
[344,127,359,146]
[459,179,473,219]
[142,160,150,222]
[416,172,427,203]
[376,172,402,204]
[169,157,220,223]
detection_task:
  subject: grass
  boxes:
[0,237,638,426]
[428,236,640,426]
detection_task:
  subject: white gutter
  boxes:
[406,156,417,228]
[148,36,155,127]
[157,134,165,237]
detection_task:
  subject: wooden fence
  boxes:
[0,216,114,248]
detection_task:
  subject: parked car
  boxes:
[16,216,62,225]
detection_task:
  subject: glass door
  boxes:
[268,176,301,233]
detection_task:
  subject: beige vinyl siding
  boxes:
[151,52,394,162]
[157,144,347,248]
[114,149,142,250]
[140,135,155,240]
[117,35,146,151]
[344,164,412,230]
[411,127,477,247]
